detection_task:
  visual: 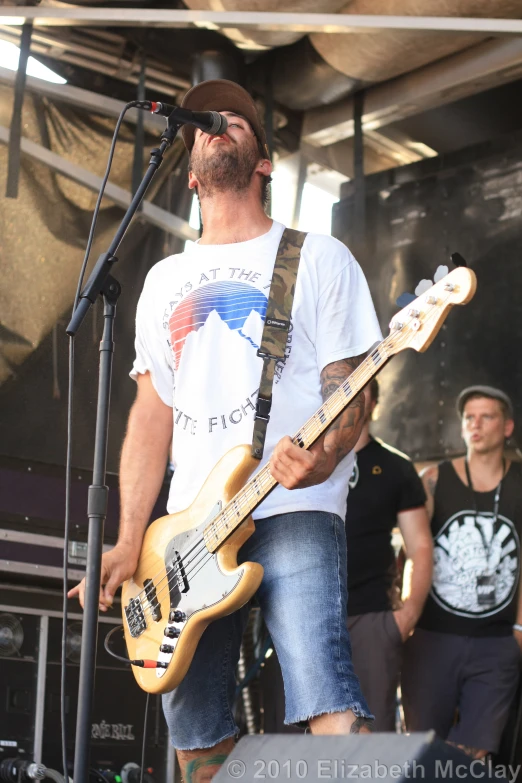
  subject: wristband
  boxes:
[513,624,522,632]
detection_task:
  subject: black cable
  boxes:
[73,101,143,308]
[104,624,134,664]
[61,335,74,780]
[90,768,111,783]
[103,624,166,669]
[103,628,154,783]
[140,693,151,783]
[62,100,145,780]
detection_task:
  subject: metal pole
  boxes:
[353,89,366,259]
[6,22,32,198]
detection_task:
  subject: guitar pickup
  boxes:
[173,551,189,594]
[144,578,162,621]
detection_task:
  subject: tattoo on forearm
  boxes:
[320,354,365,401]
[320,354,366,464]
[426,475,437,497]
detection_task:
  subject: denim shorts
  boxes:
[162,511,372,750]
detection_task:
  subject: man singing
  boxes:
[70,79,382,781]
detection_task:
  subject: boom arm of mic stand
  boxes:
[68,115,182,783]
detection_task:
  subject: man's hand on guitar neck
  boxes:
[270,354,367,490]
[270,434,338,489]
[68,542,139,611]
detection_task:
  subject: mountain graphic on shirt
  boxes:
[169,281,268,370]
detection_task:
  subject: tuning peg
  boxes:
[434,265,449,283]
[451,252,467,268]
[414,279,433,296]
[396,292,416,307]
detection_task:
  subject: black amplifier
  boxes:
[0,455,169,583]
[0,584,176,783]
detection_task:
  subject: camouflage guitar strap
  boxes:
[252,227,307,460]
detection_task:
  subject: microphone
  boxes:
[139,101,228,135]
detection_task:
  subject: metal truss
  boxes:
[0,65,166,134]
[0,8,521,34]
[302,36,522,147]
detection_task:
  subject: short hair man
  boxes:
[402,386,522,759]
[70,80,382,780]
[346,379,433,731]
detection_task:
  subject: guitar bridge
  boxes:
[125,597,146,638]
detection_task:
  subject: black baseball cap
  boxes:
[180,79,269,158]
[457,385,514,419]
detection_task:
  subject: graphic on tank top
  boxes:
[431,510,520,618]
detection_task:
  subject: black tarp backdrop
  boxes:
[0,86,192,473]
[333,130,522,462]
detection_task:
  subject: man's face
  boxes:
[461,396,514,454]
[188,111,269,198]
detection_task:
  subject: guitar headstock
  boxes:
[387,266,477,355]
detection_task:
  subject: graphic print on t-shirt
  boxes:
[431,510,520,618]
[168,281,268,370]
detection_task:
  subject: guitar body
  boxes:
[121,444,264,694]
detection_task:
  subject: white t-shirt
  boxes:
[131,220,382,520]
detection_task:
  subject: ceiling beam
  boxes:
[0,125,197,242]
[0,8,522,34]
[0,25,190,93]
[0,65,166,135]
[302,36,522,147]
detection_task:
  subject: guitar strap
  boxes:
[251,227,307,460]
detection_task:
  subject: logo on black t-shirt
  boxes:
[431,510,520,618]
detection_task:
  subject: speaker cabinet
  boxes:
[0,592,174,783]
[0,612,40,755]
[214,733,511,782]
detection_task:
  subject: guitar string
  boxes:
[127,365,376,629]
[129,348,402,629]
[128,336,390,618]
[128,290,454,627]
[128,335,392,622]
[129,324,416,629]
[128,302,438,629]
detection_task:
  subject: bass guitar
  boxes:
[122,265,476,693]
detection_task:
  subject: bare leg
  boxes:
[310,710,373,735]
[177,737,235,783]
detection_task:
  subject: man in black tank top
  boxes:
[402,386,522,759]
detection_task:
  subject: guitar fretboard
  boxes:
[203,333,395,552]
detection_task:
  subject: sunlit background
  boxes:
[185,164,340,250]
[1,40,340,244]
[0,39,66,84]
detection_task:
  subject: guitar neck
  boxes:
[204,334,394,553]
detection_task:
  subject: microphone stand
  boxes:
[66,112,183,783]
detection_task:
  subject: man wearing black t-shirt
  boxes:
[402,386,522,759]
[346,379,433,731]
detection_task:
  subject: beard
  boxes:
[189,137,259,198]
